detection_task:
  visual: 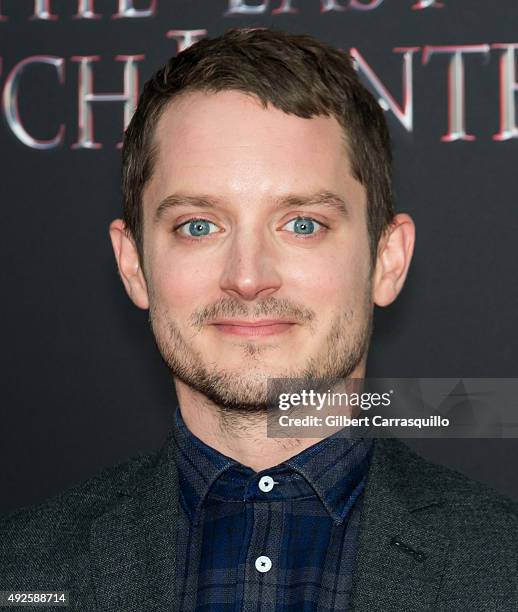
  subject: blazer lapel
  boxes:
[350,438,450,612]
[89,433,180,612]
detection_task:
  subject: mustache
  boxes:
[190,296,316,329]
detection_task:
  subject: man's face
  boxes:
[139,90,374,412]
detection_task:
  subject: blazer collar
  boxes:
[89,430,180,612]
[350,437,451,611]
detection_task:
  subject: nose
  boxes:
[218,227,282,302]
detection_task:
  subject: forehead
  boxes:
[145,89,362,208]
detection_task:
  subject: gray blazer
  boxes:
[1,436,517,611]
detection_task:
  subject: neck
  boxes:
[174,365,366,472]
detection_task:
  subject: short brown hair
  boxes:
[122,28,395,266]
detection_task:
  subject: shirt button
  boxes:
[255,555,272,573]
[258,475,275,492]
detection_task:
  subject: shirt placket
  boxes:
[238,475,285,612]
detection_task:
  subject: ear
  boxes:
[109,219,149,310]
[372,213,415,307]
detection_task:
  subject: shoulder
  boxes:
[373,437,518,528]
[1,449,158,528]
[0,448,159,583]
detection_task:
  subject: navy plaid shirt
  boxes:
[172,406,373,611]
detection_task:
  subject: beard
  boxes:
[148,289,374,423]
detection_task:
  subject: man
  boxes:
[1,28,517,612]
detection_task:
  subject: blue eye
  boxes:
[175,215,325,241]
[177,219,219,238]
[283,217,323,235]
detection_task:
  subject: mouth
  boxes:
[210,319,297,337]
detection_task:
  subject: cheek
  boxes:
[287,243,370,306]
[148,250,213,309]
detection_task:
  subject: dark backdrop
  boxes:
[1,0,517,515]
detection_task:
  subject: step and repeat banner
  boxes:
[1,0,517,513]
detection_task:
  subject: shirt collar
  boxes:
[172,405,373,526]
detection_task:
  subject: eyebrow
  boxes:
[153,190,350,224]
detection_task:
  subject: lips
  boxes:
[210,319,295,327]
[210,319,297,337]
